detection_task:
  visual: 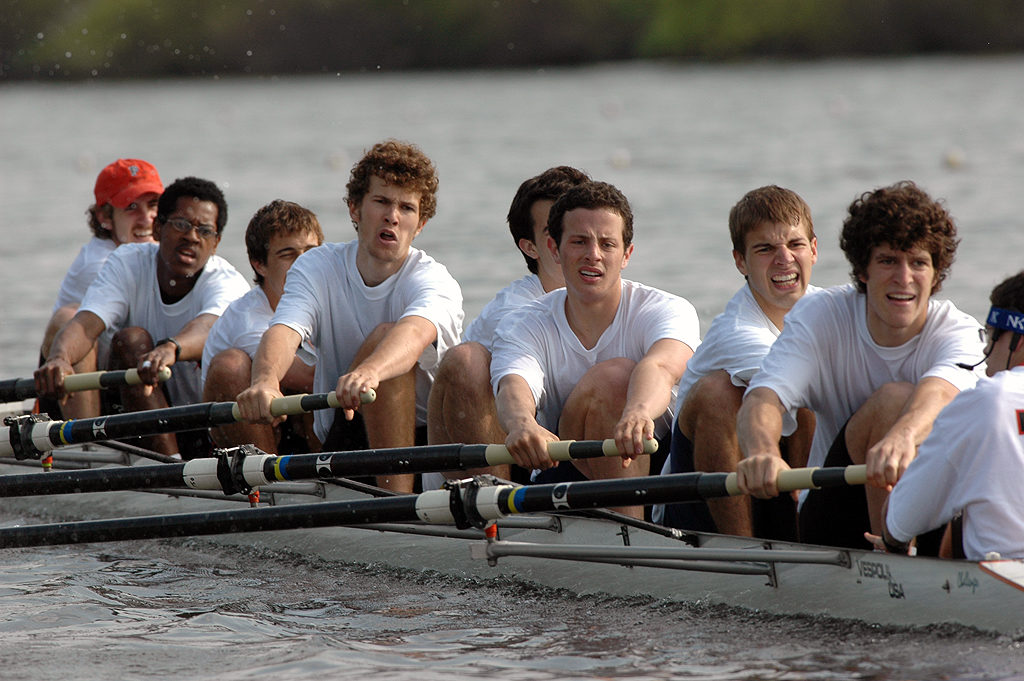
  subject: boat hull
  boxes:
[1,448,1022,634]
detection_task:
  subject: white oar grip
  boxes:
[843,464,867,485]
[231,389,376,421]
[269,394,314,417]
[724,464,869,497]
[600,438,659,456]
[776,467,819,492]
[62,366,172,393]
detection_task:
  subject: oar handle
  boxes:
[481,437,658,466]
[62,367,172,393]
[723,464,868,496]
[0,367,172,403]
[230,389,377,420]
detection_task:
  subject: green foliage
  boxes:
[2,0,1022,80]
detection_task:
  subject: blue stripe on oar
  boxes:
[59,421,74,445]
[508,487,526,514]
[273,456,291,481]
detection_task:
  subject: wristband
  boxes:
[882,530,911,555]
[155,337,181,361]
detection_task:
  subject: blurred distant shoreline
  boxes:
[3,0,1024,81]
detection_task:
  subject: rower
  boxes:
[655,186,819,539]
[36,176,251,459]
[425,166,590,487]
[235,140,464,493]
[39,158,164,420]
[873,271,1024,560]
[202,200,325,454]
[736,181,986,551]
[490,180,700,519]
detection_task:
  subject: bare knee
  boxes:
[204,348,253,401]
[572,357,635,399]
[561,358,636,435]
[434,342,491,395]
[109,327,155,367]
[678,370,743,438]
[846,381,916,454]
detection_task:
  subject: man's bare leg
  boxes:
[678,370,752,536]
[558,358,648,519]
[350,324,417,493]
[110,327,178,456]
[426,342,510,480]
[844,381,915,535]
[205,348,277,453]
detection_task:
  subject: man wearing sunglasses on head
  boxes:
[36,176,250,459]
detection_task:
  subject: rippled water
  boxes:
[3,533,1024,681]
[3,56,1024,678]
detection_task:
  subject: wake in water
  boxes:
[1,527,1022,681]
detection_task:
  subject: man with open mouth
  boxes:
[236,140,463,494]
[490,180,700,520]
[736,181,986,553]
[36,176,250,459]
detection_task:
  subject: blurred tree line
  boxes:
[3,0,1023,80]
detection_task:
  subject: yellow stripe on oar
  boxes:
[273,456,287,482]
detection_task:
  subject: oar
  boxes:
[0,437,658,497]
[0,389,374,461]
[0,367,172,403]
[0,466,866,549]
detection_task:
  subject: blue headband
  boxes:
[987,307,1024,334]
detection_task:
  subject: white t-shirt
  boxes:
[81,242,250,406]
[53,236,117,311]
[674,283,822,416]
[748,283,985,470]
[887,366,1024,560]
[270,240,464,441]
[52,236,119,367]
[490,280,701,438]
[462,274,547,350]
[201,286,316,385]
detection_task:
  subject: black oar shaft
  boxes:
[495,467,867,515]
[0,495,419,549]
[0,440,623,498]
[0,378,38,403]
[0,368,171,403]
[50,402,240,448]
[0,464,187,497]
[266,439,626,481]
[2,390,359,460]
[0,466,868,549]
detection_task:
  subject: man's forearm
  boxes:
[737,387,787,458]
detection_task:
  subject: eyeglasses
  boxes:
[984,326,1005,347]
[164,217,218,241]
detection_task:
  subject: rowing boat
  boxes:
[1,438,1021,635]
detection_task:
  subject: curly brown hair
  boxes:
[840,181,958,294]
[87,203,114,239]
[345,140,438,221]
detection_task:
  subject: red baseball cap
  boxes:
[93,159,164,210]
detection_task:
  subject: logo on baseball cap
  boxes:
[94,158,164,210]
